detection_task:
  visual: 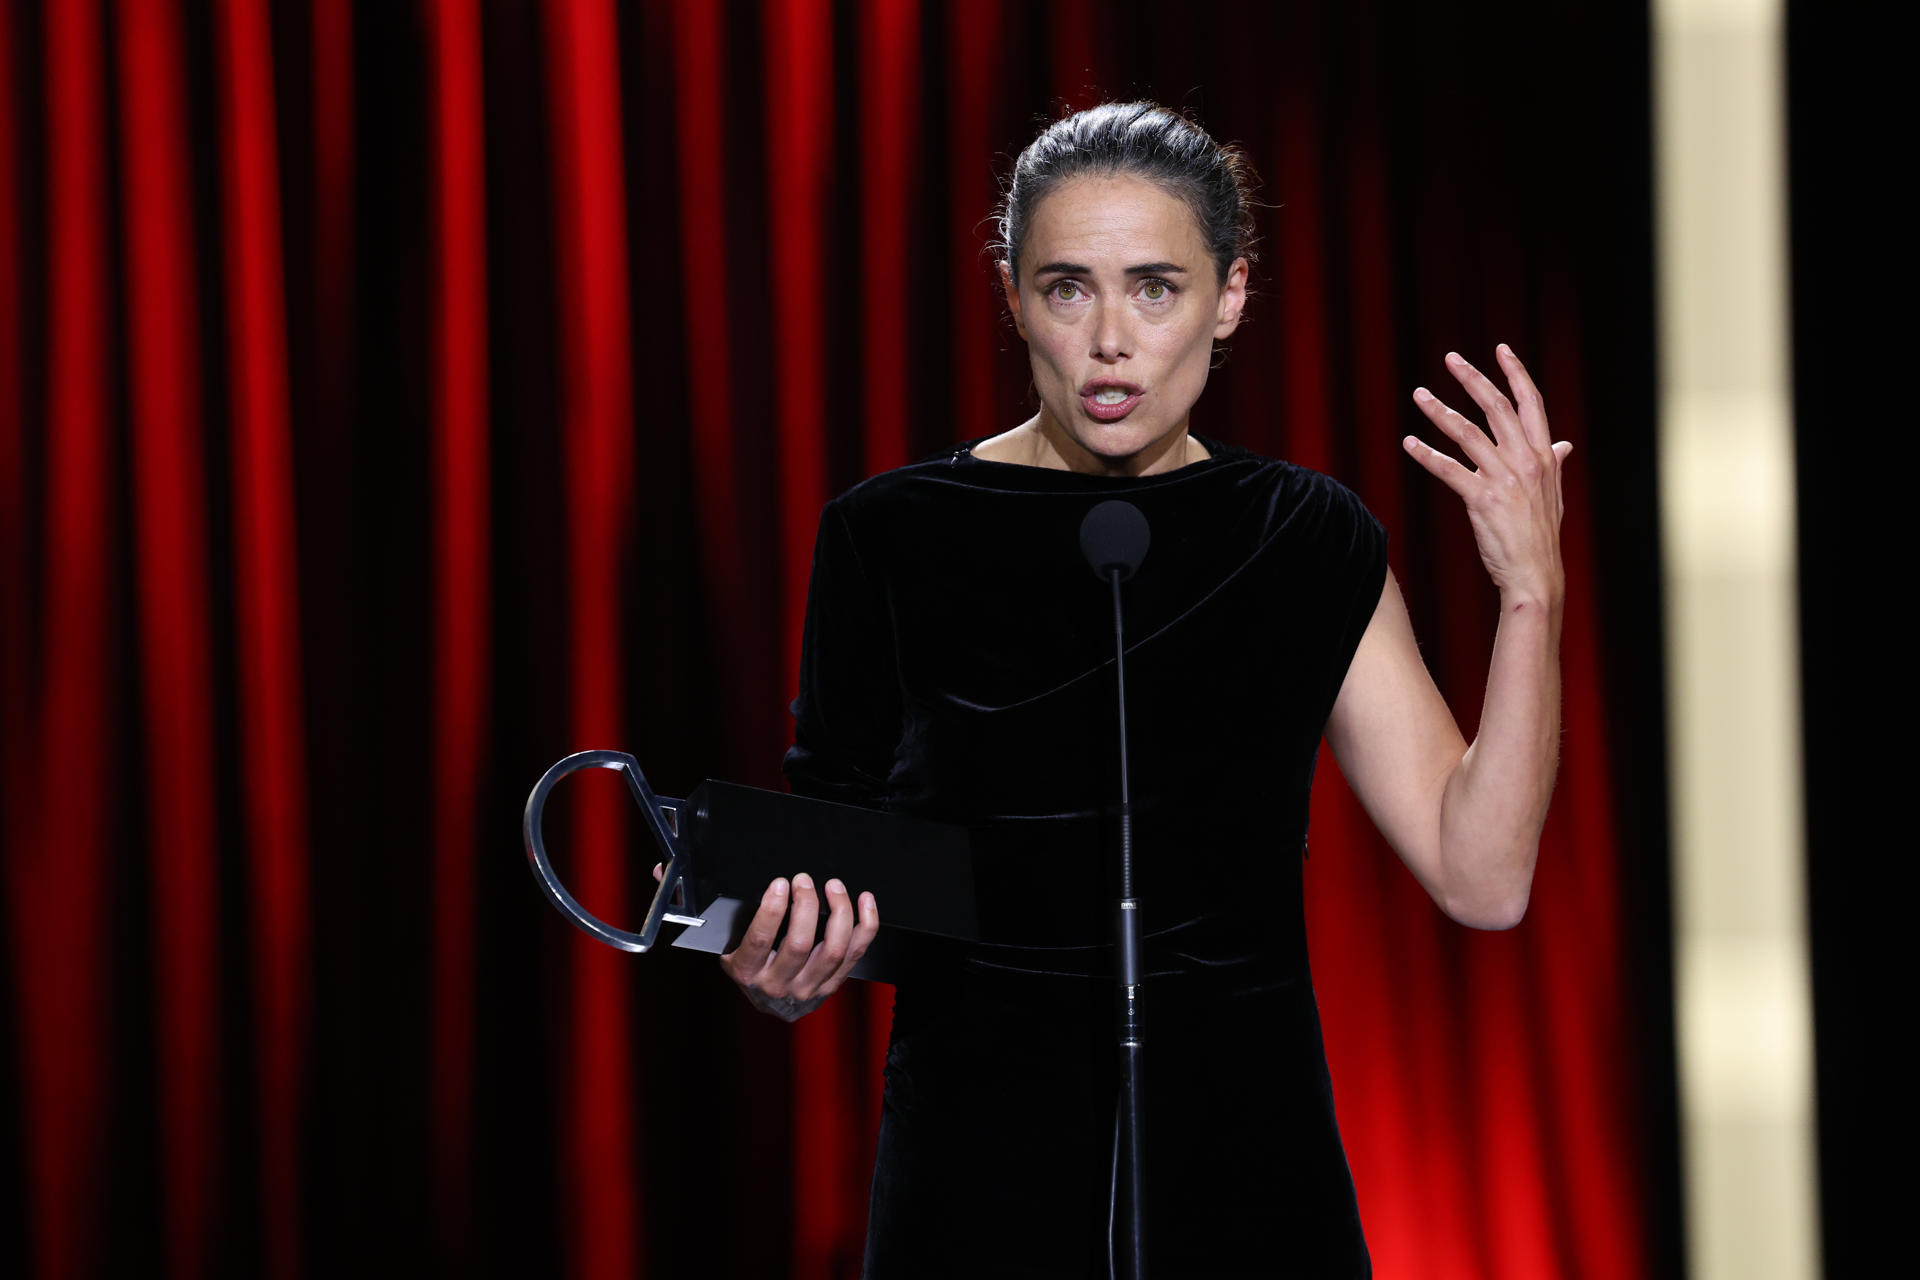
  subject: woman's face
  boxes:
[1000,174,1247,468]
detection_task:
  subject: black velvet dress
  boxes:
[781,433,1387,1278]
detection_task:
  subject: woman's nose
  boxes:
[1090,301,1130,360]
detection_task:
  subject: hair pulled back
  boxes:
[995,101,1259,290]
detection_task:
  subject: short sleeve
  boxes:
[1318,477,1390,716]
[781,497,905,810]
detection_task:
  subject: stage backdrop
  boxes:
[0,1,1677,1276]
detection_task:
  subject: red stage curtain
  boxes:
[0,1,1670,1276]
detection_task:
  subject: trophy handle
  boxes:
[522,749,705,953]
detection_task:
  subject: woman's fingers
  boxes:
[822,887,881,992]
[762,872,821,987]
[839,890,880,983]
[719,876,789,981]
[1411,385,1503,477]
[1444,351,1525,451]
[1495,344,1554,451]
[784,881,882,1002]
[1402,423,1479,501]
[1413,347,1563,486]
[790,879,857,995]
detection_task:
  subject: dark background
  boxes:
[1788,5,1913,1276]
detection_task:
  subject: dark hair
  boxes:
[994,101,1260,290]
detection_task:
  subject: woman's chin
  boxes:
[1071,420,1171,460]
[1037,403,1187,470]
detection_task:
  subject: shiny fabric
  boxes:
[782,434,1387,1277]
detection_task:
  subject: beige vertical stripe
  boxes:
[1652,1,1820,1276]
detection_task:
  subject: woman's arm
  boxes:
[1324,572,1559,929]
[1323,345,1571,930]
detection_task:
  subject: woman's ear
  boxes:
[1213,257,1249,340]
[998,259,1027,341]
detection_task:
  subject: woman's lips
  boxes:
[1080,389,1144,421]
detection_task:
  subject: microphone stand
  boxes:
[1106,562,1147,1280]
[1081,499,1151,1280]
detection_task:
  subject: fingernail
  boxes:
[1413,387,1432,402]
[793,872,812,891]
[1498,342,1513,357]
[772,878,788,898]
[861,892,875,911]
[825,878,845,896]
[1445,351,1464,366]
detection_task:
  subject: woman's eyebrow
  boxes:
[1032,260,1191,278]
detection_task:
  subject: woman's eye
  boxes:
[1049,281,1081,301]
[1141,279,1171,302]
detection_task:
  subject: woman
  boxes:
[702,102,1568,1276]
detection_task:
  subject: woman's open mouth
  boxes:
[1080,382,1144,422]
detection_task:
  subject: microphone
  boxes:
[1080,497,1150,1279]
[1080,499,1151,582]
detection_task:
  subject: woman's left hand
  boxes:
[1404,344,1572,604]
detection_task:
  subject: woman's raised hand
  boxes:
[653,863,879,1022]
[1404,344,1573,605]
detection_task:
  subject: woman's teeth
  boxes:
[1092,388,1131,404]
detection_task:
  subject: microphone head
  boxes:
[1079,499,1151,582]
